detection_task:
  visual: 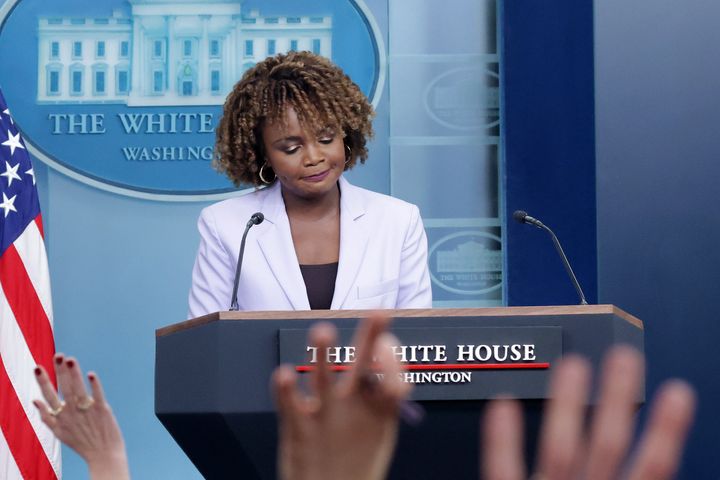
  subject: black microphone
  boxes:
[513,210,588,305]
[229,212,264,311]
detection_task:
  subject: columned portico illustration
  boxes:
[37,0,332,106]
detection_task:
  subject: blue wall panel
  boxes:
[502,0,598,306]
[595,1,720,476]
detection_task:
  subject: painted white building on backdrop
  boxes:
[37,0,332,106]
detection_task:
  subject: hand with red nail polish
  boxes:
[34,354,129,480]
[273,313,411,480]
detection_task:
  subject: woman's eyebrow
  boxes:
[271,135,303,145]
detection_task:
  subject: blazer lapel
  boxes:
[256,183,310,310]
[332,177,370,309]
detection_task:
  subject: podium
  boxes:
[155,305,643,479]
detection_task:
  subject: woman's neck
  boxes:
[281,182,341,222]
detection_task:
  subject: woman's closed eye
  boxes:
[317,127,336,144]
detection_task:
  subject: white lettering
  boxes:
[121,147,141,160]
[199,113,214,133]
[391,345,408,362]
[90,114,106,133]
[476,345,492,362]
[493,344,509,362]
[67,114,88,134]
[455,344,539,362]
[47,113,100,134]
[326,346,343,364]
[398,371,472,384]
[116,112,215,134]
[188,146,201,160]
[146,113,166,133]
[178,113,197,133]
[524,344,536,361]
[118,113,145,133]
[457,344,474,362]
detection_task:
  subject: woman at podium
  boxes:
[188,52,432,317]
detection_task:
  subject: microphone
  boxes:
[229,212,264,311]
[512,210,544,228]
[513,210,588,305]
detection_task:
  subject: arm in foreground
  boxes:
[34,355,130,480]
[273,313,411,480]
[482,346,696,480]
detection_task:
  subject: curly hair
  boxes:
[214,51,375,186]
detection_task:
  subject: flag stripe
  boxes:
[0,424,25,480]
[0,284,61,477]
[35,214,44,238]
[0,243,56,386]
[14,217,53,326]
[0,355,58,480]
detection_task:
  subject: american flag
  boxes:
[0,90,61,478]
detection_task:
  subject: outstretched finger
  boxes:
[32,398,58,430]
[583,346,644,480]
[34,364,62,411]
[626,380,696,480]
[55,354,75,401]
[482,399,525,480]
[536,355,591,480]
[87,372,106,405]
[341,313,390,392]
[307,322,337,406]
[368,332,410,411]
[63,357,90,403]
[272,364,305,435]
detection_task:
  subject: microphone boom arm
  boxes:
[538,223,588,305]
[513,210,588,305]
[229,212,264,311]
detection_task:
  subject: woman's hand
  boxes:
[34,355,129,480]
[273,313,411,480]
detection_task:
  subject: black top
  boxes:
[299,262,339,310]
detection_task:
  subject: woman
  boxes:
[188,51,432,316]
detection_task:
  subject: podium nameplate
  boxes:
[279,326,562,400]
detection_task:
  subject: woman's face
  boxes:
[262,107,345,202]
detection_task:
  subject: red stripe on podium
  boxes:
[295,362,550,372]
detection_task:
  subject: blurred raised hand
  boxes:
[482,346,696,480]
[34,354,129,480]
[273,313,411,480]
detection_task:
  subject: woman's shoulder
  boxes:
[200,184,275,220]
[342,178,419,216]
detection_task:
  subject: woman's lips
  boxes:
[302,169,330,182]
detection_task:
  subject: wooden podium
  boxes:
[155,305,643,479]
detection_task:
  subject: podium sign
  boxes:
[279,325,562,401]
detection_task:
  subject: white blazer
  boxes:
[188,176,432,317]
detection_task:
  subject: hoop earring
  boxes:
[259,162,276,184]
[345,144,352,165]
